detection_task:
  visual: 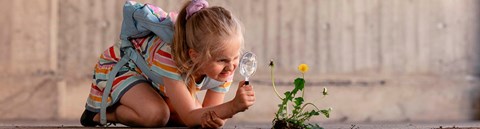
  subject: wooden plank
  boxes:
[304,0,317,72]
[329,0,341,73]
[352,0,365,73]
[277,0,291,70]
[240,0,253,54]
[265,0,280,72]
[365,0,381,74]
[439,0,454,73]
[463,0,480,74]
[403,0,418,73]
[331,0,346,73]
[248,0,267,69]
[50,0,59,72]
[461,0,477,74]
[0,0,12,74]
[11,0,51,74]
[429,0,448,74]
[342,0,355,73]
[77,0,104,79]
[85,0,105,70]
[112,0,124,42]
[380,0,407,73]
[426,0,450,74]
[58,0,86,78]
[352,0,381,74]
[329,0,355,73]
[99,0,119,51]
[290,0,305,68]
[416,0,434,73]
[317,0,331,74]
[441,0,467,73]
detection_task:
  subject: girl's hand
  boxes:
[201,111,224,128]
[231,81,255,113]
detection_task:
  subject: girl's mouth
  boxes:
[219,72,231,77]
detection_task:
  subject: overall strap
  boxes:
[100,50,130,125]
[99,41,166,126]
[122,40,165,86]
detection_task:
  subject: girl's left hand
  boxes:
[201,111,225,128]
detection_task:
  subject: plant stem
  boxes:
[270,64,283,100]
[299,103,321,117]
[286,104,289,118]
[302,73,305,98]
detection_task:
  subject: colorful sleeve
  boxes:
[150,44,182,81]
[209,74,234,93]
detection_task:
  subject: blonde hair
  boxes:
[172,1,244,94]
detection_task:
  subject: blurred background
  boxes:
[1,0,480,126]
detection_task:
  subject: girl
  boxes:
[80,0,255,128]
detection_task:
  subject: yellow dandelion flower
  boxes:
[298,64,309,73]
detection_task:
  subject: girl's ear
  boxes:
[189,49,198,62]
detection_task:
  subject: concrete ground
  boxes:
[2,120,480,129]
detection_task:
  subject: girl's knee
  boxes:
[140,105,170,127]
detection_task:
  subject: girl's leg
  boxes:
[93,82,170,127]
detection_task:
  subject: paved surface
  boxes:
[2,120,480,129]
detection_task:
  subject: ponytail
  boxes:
[172,1,197,95]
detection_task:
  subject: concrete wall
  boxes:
[1,0,480,124]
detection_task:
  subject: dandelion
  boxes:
[298,64,309,97]
[323,87,328,96]
[270,61,331,129]
[298,64,309,74]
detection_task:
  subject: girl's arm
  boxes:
[202,89,226,107]
[163,78,254,127]
[201,89,228,127]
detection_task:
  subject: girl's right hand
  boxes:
[201,111,224,128]
[231,81,255,113]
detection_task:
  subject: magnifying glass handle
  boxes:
[244,77,250,86]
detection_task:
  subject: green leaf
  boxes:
[284,91,293,101]
[284,91,291,97]
[294,97,304,106]
[293,78,305,94]
[293,110,299,115]
[310,110,320,116]
[320,108,332,118]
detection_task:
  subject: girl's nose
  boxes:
[225,63,234,71]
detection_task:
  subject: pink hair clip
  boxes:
[185,0,209,20]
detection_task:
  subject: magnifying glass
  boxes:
[238,51,257,85]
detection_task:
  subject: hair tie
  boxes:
[186,0,209,20]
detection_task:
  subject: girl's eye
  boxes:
[218,59,228,63]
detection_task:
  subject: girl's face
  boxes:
[199,39,241,82]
